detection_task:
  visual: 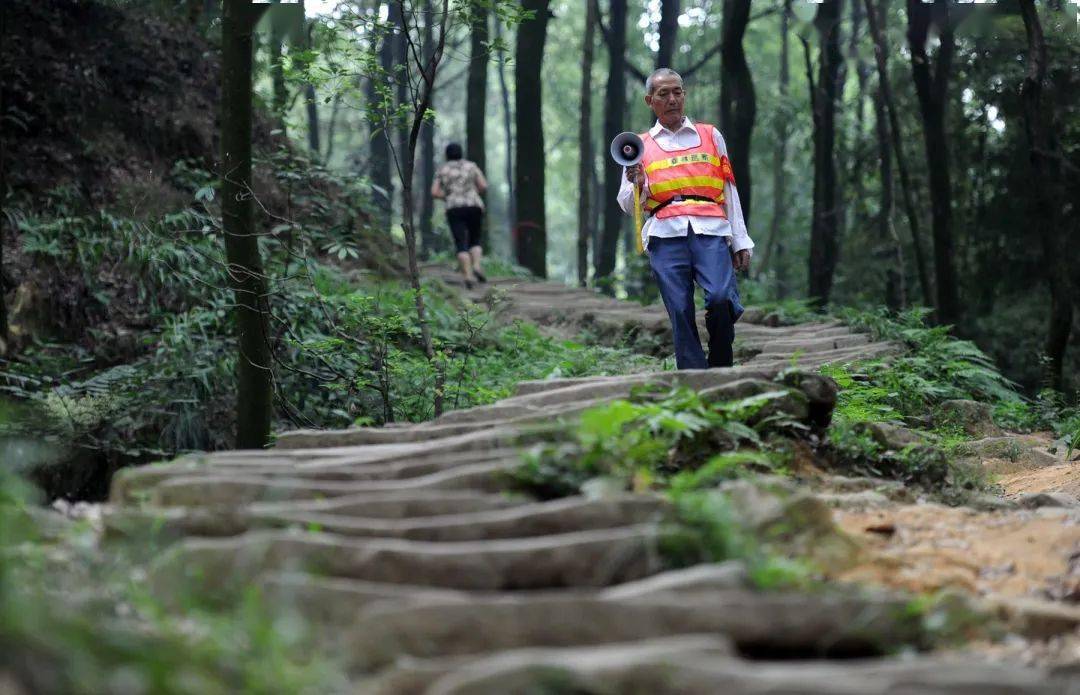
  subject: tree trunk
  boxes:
[1018,0,1072,391]
[907,0,959,326]
[0,0,7,354]
[513,0,551,277]
[269,20,287,136]
[367,4,397,231]
[324,92,341,163]
[304,21,320,156]
[221,0,272,449]
[420,0,437,258]
[719,0,755,226]
[844,0,869,250]
[863,0,931,307]
[466,1,489,248]
[757,0,790,284]
[493,16,515,246]
[577,0,597,287]
[595,0,628,287]
[874,81,904,309]
[304,84,320,154]
[656,0,679,69]
[807,0,843,309]
[397,0,452,417]
[394,4,410,215]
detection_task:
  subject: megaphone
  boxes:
[609,132,646,255]
[609,131,644,166]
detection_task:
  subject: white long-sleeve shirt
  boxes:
[618,117,754,255]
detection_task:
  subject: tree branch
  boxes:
[592,0,648,83]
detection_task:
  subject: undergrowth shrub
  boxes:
[820,307,1080,497]
[506,385,803,500]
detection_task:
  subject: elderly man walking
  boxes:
[618,68,754,370]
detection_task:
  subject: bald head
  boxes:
[645,68,683,95]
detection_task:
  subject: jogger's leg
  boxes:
[457,251,475,282]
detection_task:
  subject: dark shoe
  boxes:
[474,270,488,284]
[465,280,475,290]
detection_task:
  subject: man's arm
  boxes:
[712,127,755,260]
[617,166,649,215]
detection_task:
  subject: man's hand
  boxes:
[624,164,643,186]
[733,249,751,273]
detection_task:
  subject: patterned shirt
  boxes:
[436,160,485,210]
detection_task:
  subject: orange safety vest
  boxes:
[639,122,735,220]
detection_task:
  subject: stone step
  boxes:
[274,419,530,450]
[361,635,734,695]
[756,333,871,353]
[340,591,925,671]
[250,489,527,517]
[150,460,520,507]
[256,495,668,542]
[415,646,1061,695]
[254,562,749,630]
[111,450,524,503]
[116,495,668,542]
[260,572,473,626]
[151,524,662,597]
[106,488,546,540]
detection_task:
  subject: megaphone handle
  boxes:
[633,184,644,255]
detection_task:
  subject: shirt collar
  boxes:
[650,116,695,137]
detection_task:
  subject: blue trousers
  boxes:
[648,226,744,369]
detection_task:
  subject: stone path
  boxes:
[106,270,1078,693]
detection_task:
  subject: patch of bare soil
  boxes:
[831,503,1080,600]
[999,462,1080,500]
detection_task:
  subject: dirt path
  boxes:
[101,269,1080,693]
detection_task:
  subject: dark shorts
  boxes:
[447,206,483,253]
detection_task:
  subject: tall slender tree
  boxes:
[221,0,272,448]
[863,0,931,306]
[493,16,515,243]
[594,0,629,287]
[513,0,551,277]
[873,70,904,309]
[367,2,398,231]
[758,0,790,292]
[466,1,489,248]
[394,4,410,212]
[419,0,437,256]
[719,0,756,225]
[268,15,288,135]
[303,20,320,156]
[577,0,597,287]
[806,0,843,308]
[656,0,679,69]
[906,0,959,326]
[1018,0,1071,391]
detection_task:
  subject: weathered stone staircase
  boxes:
[105,273,1075,694]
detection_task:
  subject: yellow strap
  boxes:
[633,184,643,255]
[644,152,723,174]
[649,175,728,197]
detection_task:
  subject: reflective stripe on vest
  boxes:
[640,123,735,220]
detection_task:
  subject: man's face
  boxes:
[645,75,686,126]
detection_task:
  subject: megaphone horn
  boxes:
[609,131,644,166]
